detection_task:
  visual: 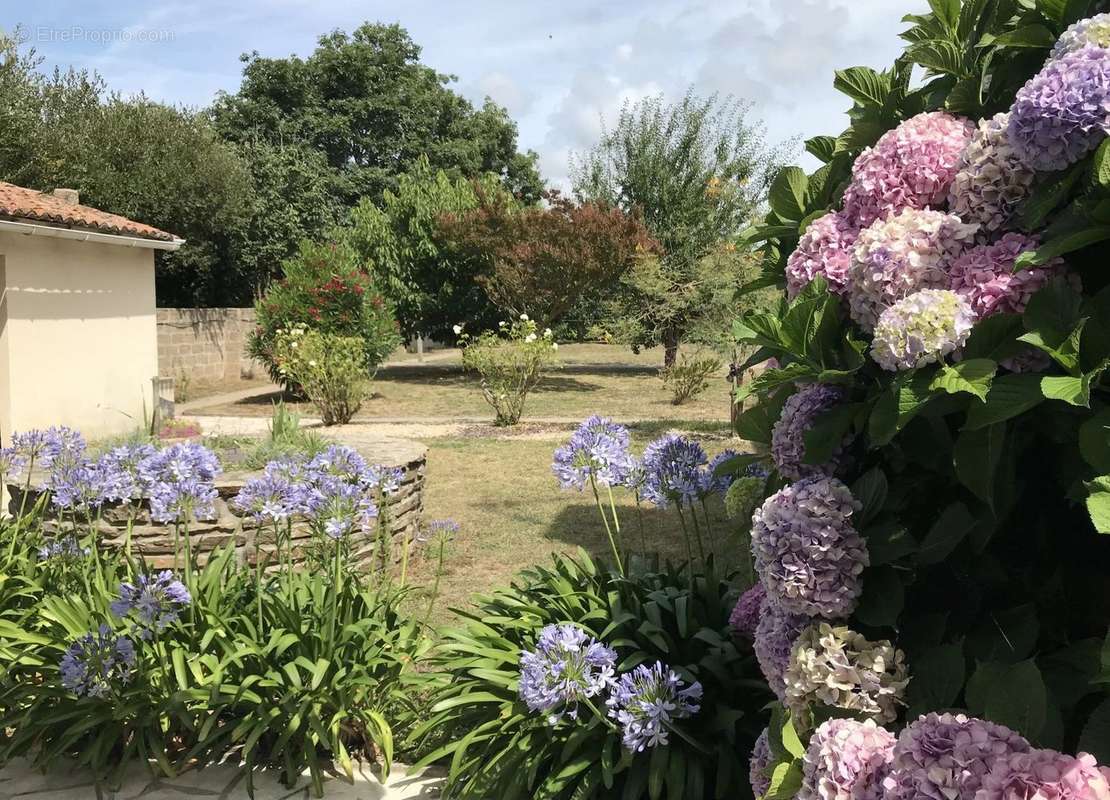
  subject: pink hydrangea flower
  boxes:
[948,232,1070,318]
[978,749,1110,800]
[842,111,976,229]
[799,718,896,800]
[729,583,766,637]
[786,211,859,298]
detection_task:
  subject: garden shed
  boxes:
[0,183,183,442]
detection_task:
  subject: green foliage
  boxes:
[660,351,723,405]
[411,551,770,800]
[273,328,372,425]
[211,23,542,207]
[339,158,507,340]
[573,90,790,362]
[248,239,401,389]
[458,317,559,426]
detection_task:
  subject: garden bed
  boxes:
[6,438,428,570]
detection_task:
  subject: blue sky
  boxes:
[4,1,921,188]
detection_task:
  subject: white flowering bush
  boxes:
[735,3,1110,799]
[273,325,370,425]
[458,315,559,425]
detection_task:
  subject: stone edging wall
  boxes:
[157,308,263,384]
[6,442,427,571]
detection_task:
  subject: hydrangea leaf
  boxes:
[964,373,1045,430]
[1020,161,1086,230]
[954,424,1005,506]
[931,359,997,402]
[982,659,1048,740]
[854,566,905,628]
[765,759,803,800]
[962,313,1025,361]
[804,136,836,164]
[852,467,889,525]
[833,66,890,107]
[1016,226,1110,269]
[905,643,966,717]
[768,167,808,223]
[917,501,975,565]
[1079,698,1110,765]
[1084,475,1110,533]
[803,403,860,466]
[969,605,1040,663]
[1080,409,1110,472]
[862,521,918,565]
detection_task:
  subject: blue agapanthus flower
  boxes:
[552,416,634,491]
[641,434,708,507]
[111,570,191,639]
[96,443,157,502]
[0,446,27,482]
[306,445,370,486]
[139,442,221,523]
[606,661,703,751]
[365,464,404,495]
[233,472,300,522]
[59,624,136,698]
[519,623,617,726]
[701,449,741,495]
[37,536,89,563]
[46,458,110,512]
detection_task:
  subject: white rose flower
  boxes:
[520,313,529,321]
[525,333,537,343]
[551,342,559,351]
[499,321,508,328]
[308,360,317,367]
[452,324,463,335]
[543,328,553,338]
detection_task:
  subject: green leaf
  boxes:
[852,468,888,525]
[854,566,905,628]
[1036,0,1068,22]
[833,67,890,106]
[964,374,1044,430]
[869,371,935,446]
[781,716,806,759]
[983,660,1048,740]
[989,24,1057,49]
[954,425,1005,506]
[906,644,966,716]
[803,403,859,466]
[931,359,996,402]
[970,605,1041,662]
[1020,162,1086,230]
[1041,373,1096,406]
[917,502,975,565]
[1084,475,1110,533]
[1080,698,1110,765]
[1080,408,1110,471]
[734,386,791,445]
[1016,226,1110,269]
[805,136,837,164]
[766,760,804,800]
[864,521,918,565]
[928,0,961,29]
[769,167,809,222]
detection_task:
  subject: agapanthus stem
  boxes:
[684,503,706,563]
[605,484,625,552]
[589,475,624,576]
[634,495,648,554]
[699,498,717,562]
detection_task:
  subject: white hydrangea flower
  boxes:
[948,113,1036,232]
[1052,13,1110,60]
[870,289,976,372]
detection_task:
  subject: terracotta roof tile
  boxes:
[0,182,177,242]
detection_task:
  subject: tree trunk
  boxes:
[662,329,680,368]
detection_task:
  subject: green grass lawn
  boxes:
[406,425,750,624]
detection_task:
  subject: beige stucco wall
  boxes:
[0,230,157,443]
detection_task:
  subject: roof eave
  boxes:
[0,218,184,251]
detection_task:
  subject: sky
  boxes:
[3,0,923,189]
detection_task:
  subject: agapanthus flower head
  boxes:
[39,426,87,470]
[37,536,89,563]
[365,464,404,495]
[0,446,27,482]
[799,718,897,800]
[948,233,1073,318]
[848,208,978,332]
[751,728,773,798]
[59,624,136,698]
[518,623,617,725]
[871,289,976,372]
[753,600,811,700]
[978,749,1110,800]
[45,458,110,512]
[771,384,849,481]
[306,445,369,486]
[729,582,766,637]
[1053,14,1110,61]
[641,434,708,508]
[110,570,191,639]
[882,712,1031,800]
[139,442,221,523]
[10,429,49,462]
[1008,44,1110,171]
[552,416,633,491]
[95,443,157,503]
[306,478,372,539]
[786,210,859,298]
[701,449,741,495]
[783,623,909,725]
[724,475,767,521]
[606,660,702,752]
[233,472,299,522]
[751,476,867,618]
[842,111,976,229]
[948,113,1037,232]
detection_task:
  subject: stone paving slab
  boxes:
[0,759,444,799]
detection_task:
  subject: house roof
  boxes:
[0,182,178,242]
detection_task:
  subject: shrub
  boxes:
[273,327,370,425]
[660,350,722,404]
[239,401,328,469]
[247,239,400,390]
[734,4,1110,797]
[410,551,770,800]
[458,316,559,426]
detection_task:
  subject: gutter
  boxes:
[0,218,185,251]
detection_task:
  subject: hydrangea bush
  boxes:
[737,3,1110,799]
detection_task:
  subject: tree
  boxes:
[572,89,788,365]
[338,157,507,340]
[211,23,543,206]
[441,190,659,326]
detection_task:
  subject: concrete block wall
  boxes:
[157,308,263,383]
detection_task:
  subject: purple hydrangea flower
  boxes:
[111,570,191,639]
[978,749,1110,800]
[786,210,859,298]
[842,111,976,229]
[882,713,1031,800]
[871,289,976,372]
[139,442,221,523]
[552,416,634,491]
[753,600,811,700]
[948,233,1074,319]
[751,476,867,618]
[96,443,157,503]
[799,718,896,800]
[1008,44,1110,171]
[948,113,1037,232]
[606,660,702,752]
[729,582,766,637]
[59,624,136,698]
[37,536,89,562]
[751,728,773,798]
[848,208,978,332]
[641,434,708,508]
[771,384,848,481]
[518,624,617,725]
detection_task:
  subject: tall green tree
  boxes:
[212,23,543,206]
[339,157,506,340]
[572,90,788,365]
